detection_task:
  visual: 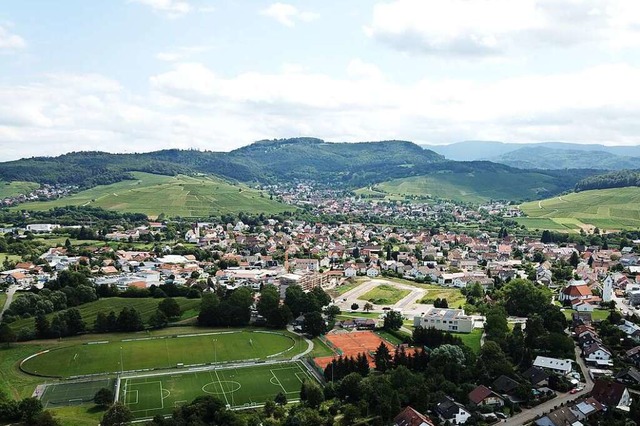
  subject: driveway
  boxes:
[0,284,17,322]
[334,279,426,315]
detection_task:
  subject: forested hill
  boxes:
[0,138,446,187]
[575,170,640,191]
[0,138,598,192]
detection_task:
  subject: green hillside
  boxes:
[358,170,566,203]
[14,172,293,218]
[0,181,39,198]
[519,187,640,232]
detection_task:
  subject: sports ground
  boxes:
[38,378,115,408]
[120,361,315,420]
[313,330,411,369]
[22,330,303,377]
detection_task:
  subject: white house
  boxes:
[344,267,357,278]
[436,396,471,425]
[584,343,612,365]
[413,308,474,333]
[366,267,380,277]
[533,356,573,375]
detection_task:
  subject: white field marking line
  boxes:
[158,381,164,410]
[162,388,171,400]
[125,389,139,405]
[294,372,307,383]
[269,370,288,394]
[213,368,230,407]
[73,353,78,361]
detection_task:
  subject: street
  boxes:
[0,284,17,322]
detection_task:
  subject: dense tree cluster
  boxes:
[284,285,331,318]
[198,288,253,327]
[256,284,293,328]
[93,307,144,333]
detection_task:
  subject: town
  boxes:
[1,195,639,426]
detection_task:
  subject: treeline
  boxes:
[575,169,640,191]
[0,151,190,188]
[0,206,148,229]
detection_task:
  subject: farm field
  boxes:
[519,187,640,232]
[21,330,303,378]
[359,284,410,305]
[7,297,201,332]
[121,361,315,420]
[358,171,564,203]
[14,172,293,218]
[0,180,39,198]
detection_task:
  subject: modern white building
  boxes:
[533,356,573,375]
[26,223,60,233]
[413,308,474,333]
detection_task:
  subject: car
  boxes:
[495,412,507,419]
[570,388,580,394]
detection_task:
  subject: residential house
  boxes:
[626,346,640,366]
[435,396,471,425]
[535,407,580,426]
[533,356,573,376]
[591,379,632,411]
[583,343,612,365]
[468,385,505,407]
[615,367,640,386]
[522,366,550,387]
[492,375,521,396]
[393,406,435,426]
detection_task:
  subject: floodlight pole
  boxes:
[213,339,217,363]
[120,346,123,373]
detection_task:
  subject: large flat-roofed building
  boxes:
[413,308,474,333]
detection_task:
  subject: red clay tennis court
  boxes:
[314,330,413,369]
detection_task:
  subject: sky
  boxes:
[2,0,640,160]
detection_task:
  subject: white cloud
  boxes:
[261,3,318,27]
[366,0,640,56]
[5,62,640,161]
[156,45,213,62]
[0,25,26,50]
[129,0,191,18]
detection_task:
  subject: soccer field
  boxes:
[22,330,303,378]
[121,362,314,420]
[39,378,115,408]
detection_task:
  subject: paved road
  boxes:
[503,346,593,425]
[288,325,315,360]
[0,285,16,322]
[612,293,632,316]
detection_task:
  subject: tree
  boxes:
[18,397,43,424]
[35,313,50,338]
[101,402,133,426]
[302,311,326,337]
[148,309,168,329]
[374,342,392,372]
[569,251,580,268]
[350,303,359,311]
[383,310,403,331]
[484,306,509,342]
[0,323,17,347]
[157,298,181,319]
[477,341,513,382]
[363,302,373,312]
[263,399,276,417]
[300,380,324,409]
[198,293,221,326]
[94,388,115,407]
[65,308,86,335]
[274,392,287,406]
[324,305,341,320]
[94,312,109,333]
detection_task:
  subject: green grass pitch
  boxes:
[40,378,114,408]
[22,330,304,378]
[121,362,315,420]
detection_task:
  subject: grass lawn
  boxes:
[15,172,294,218]
[519,187,640,232]
[7,297,201,332]
[0,252,22,263]
[562,309,611,321]
[455,329,483,353]
[417,285,466,308]
[330,280,362,296]
[376,330,409,345]
[0,344,49,399]
[0,292,6,310]
[310,337,336,358]
[359,284,410,305]
[335,312,380,320]
[21,330,303,378]
[48,405,107,426]
[122,361,315,420]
